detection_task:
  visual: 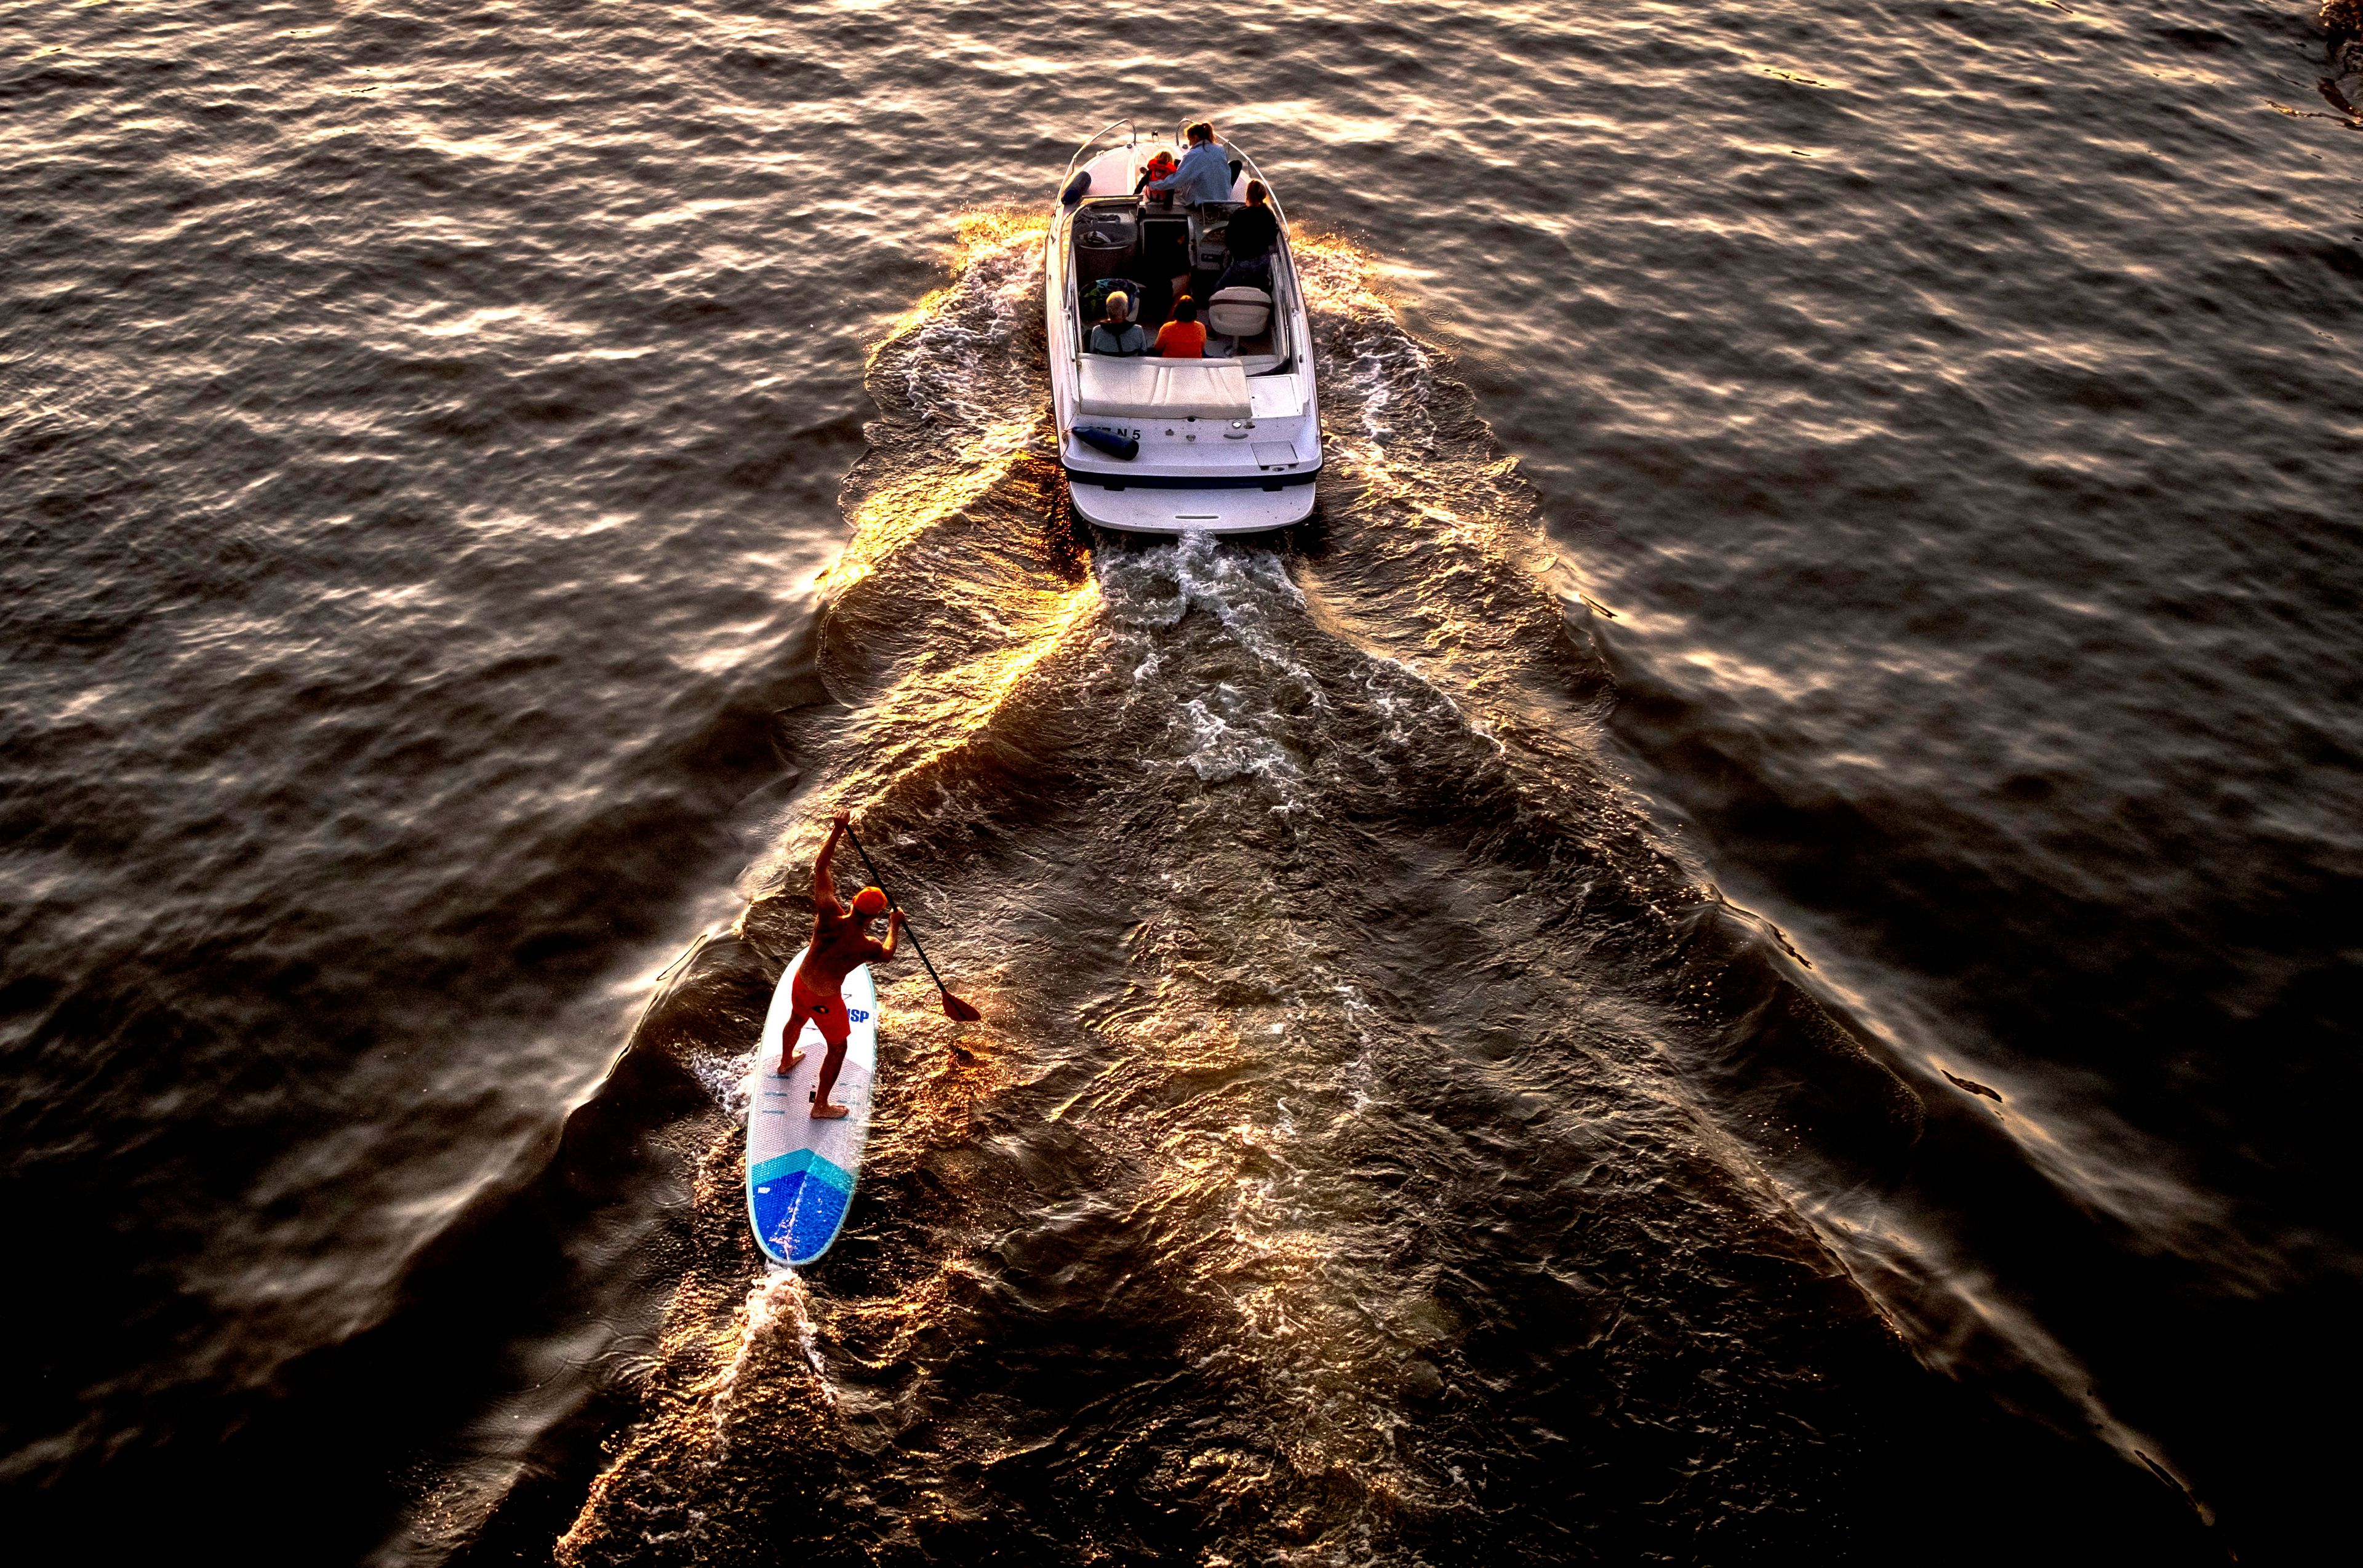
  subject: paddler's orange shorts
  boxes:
[790,973,852,1046]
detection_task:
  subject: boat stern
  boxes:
[1067,476,1316,535]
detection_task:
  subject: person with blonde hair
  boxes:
[1134,146,1180,196]
[1087,291,1149,356]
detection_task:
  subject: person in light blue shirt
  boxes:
[1143,122,1234,207]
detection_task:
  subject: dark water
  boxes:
[6,2,2360,1563]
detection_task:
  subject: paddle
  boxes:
[842,823,983,1023]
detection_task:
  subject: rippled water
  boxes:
[6,2,2359,1564]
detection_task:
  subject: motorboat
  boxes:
[1046,121,1322,535]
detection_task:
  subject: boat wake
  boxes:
[414,217,2218,1566]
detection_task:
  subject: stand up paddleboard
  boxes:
[746,948,878,1266]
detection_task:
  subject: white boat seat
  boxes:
[1205,287,1273,338]
[1075,356,1252,420]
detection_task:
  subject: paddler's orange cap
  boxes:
[852,886,889,917]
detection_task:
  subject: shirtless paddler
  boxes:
[778,810,905,1118]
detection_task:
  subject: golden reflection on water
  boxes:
[826,446,1034,596]
[873,209,1052,358]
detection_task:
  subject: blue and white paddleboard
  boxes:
[746,948,878,1267]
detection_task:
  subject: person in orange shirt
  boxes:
[1154,297,1207,358]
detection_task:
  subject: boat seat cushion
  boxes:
[1206,286,1273,338]
[1075,356,1252,420]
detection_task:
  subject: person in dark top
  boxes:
[1214,181,1281,292]
[1225,182,1279,261]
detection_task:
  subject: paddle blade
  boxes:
[940,992,983,1023]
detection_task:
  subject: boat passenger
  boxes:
[1143,122,1233,207]
[1087,292,1149,356]
[1134,148,1180,196]
[1213,180,1280,292]
[1154,297,1207,359]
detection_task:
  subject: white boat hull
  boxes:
[1068,478,1315,534]
[1046,122,1323,537]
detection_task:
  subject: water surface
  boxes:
[4,2,2359,1562]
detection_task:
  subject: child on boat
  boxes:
[1135,149,1179,199]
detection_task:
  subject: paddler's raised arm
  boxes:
[813,810,850,911]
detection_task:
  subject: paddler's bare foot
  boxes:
[810,1102,850,1119]
[776,1047,806,1073]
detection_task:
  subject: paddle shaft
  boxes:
[841,824,958,1004]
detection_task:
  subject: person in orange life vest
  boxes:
[1154,296,1207,358]
[776,810,905,1118]
[1135,148,1179,200]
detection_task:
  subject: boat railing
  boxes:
[1057,121,1135,377]
[1067,243,1083,373]
[1062,118,1137,196]
[1212,140,1298,375]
